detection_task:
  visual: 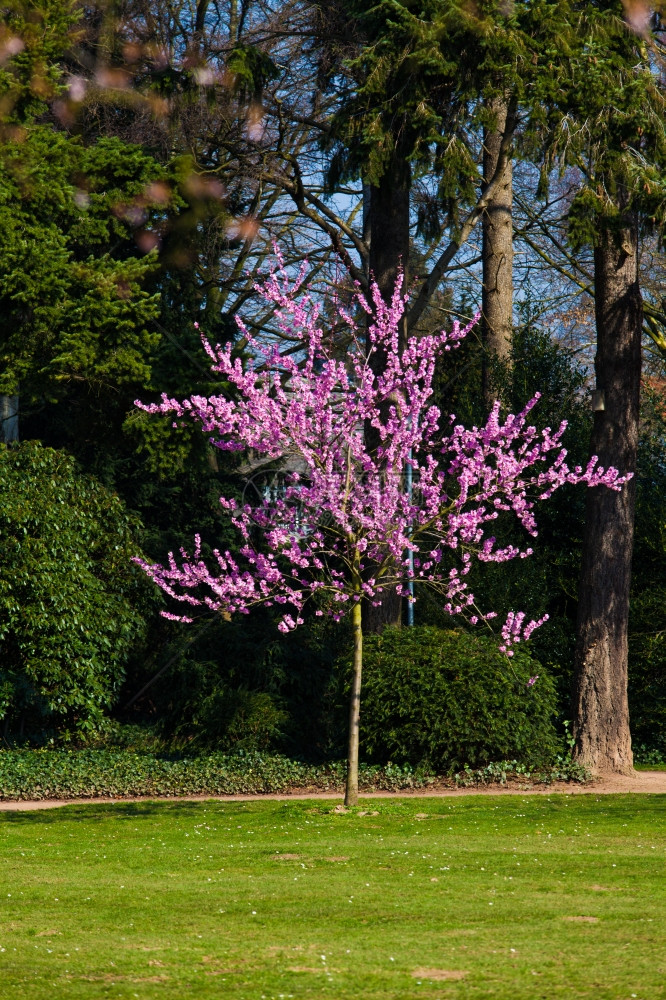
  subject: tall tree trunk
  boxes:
[345,600,363,807]
[481,96,514,411]
[571,212,642,775]
[0,395,19,443]
[363,153,411,633]
[367,152,410,359]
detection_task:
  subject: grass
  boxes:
[1,795,665,999]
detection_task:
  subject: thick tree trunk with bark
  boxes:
[345,600,363,807]
[367,154,411,360]
[571,214,642,775]
[481,96,514,411]
[363,153,411,633]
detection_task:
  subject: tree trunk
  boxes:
[481,96,514,411]
[345,600,363,807]
[571,213,642,775]
[363,153,411,632]
[0,395,19,443]
[368,156,410,308]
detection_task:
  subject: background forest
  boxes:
[2,0,666,773]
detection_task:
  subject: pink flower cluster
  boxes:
[500,611,550,657]
[134,255,630,650]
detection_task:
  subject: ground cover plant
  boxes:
[1,795,665,999]
[0,749,586,801]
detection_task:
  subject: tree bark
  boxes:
[363,152,411,632]
[367,151,410,366]
[481,96,514,411]
[345,600,363,807]
[571,213,642,775]
[0,396,19,443]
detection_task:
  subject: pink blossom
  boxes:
[134,257,630,649]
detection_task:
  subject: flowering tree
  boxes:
[135,258,628,806]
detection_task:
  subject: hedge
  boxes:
[356,626,560,771]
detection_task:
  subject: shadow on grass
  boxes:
[0,799,250,824]
[3,793,666,831]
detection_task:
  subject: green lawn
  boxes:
[1,795,665,999]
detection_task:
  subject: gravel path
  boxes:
[1,770,665,811]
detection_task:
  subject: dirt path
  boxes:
[1,770,665,811]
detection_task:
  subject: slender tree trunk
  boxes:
[0,395,19,443]
[363,153,411,632]
[345,600,363,807]
[362,181,372,283]
[481,96,514,411]
[571,212,641,775]
[229,0,238,41]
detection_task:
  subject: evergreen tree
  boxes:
[535,1,666,773]
[0,126,169,447]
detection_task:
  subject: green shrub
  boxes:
[0,442,151,739]
[355,626,559,771]
[144,612,348,758]
[174,681,289,752]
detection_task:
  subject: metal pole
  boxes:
[406,448,414,626]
